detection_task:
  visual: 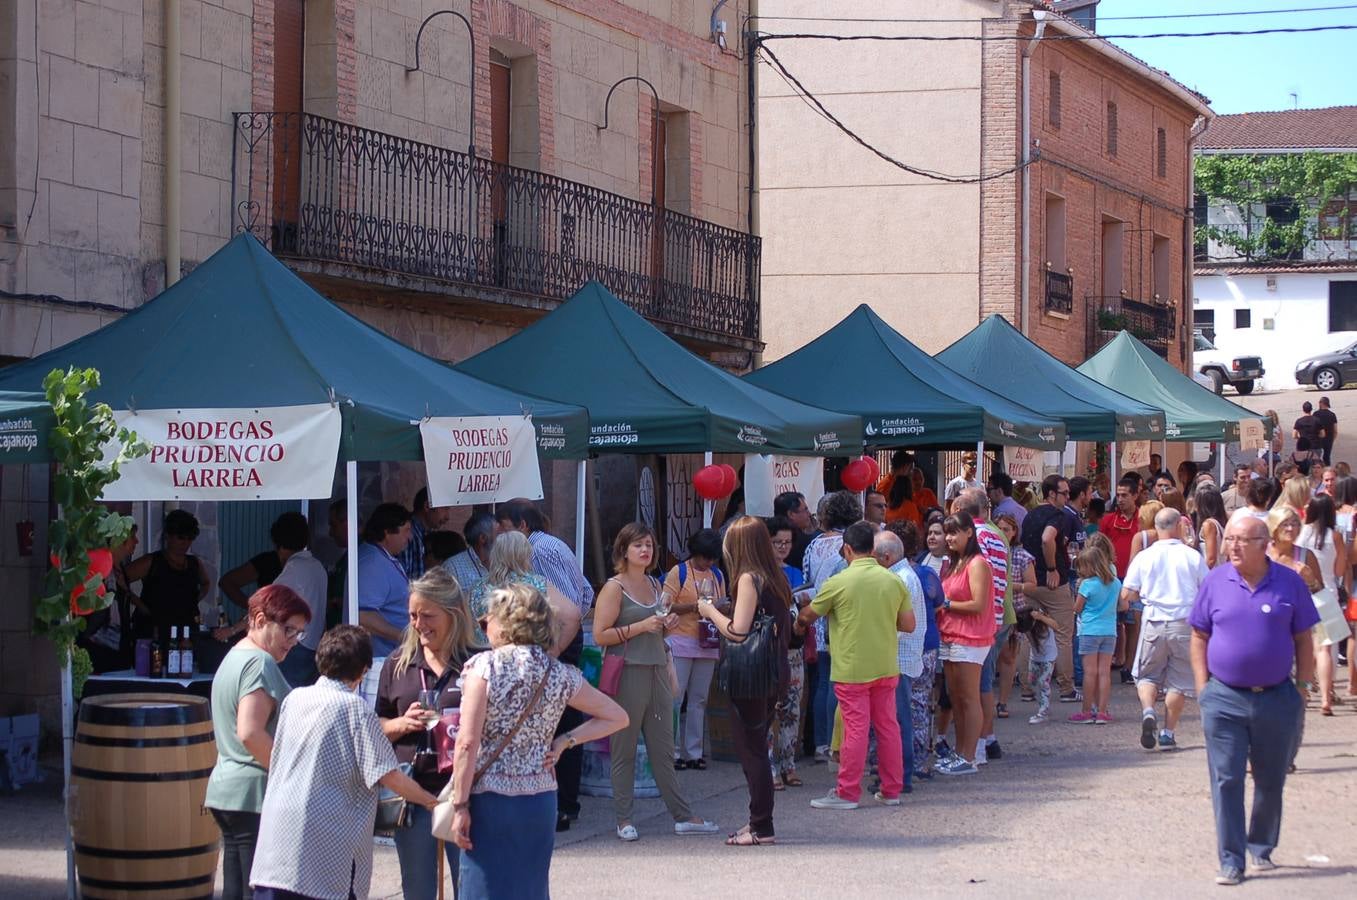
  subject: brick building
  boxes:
[756,0,1211,369]
[0,0,753,728]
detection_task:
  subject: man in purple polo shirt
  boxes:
[1189,516,1317,887]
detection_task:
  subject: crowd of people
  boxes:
[85,395,1349,896]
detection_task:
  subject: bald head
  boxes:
[1224,515,1269,577]
[956,488,989,519]
[873,530,905,568]
[1153,507,1181,536]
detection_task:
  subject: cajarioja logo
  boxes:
[737,425,768,446]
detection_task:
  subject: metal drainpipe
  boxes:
[165,0,181,287]
[1185,114,1213,373]
[1020,11,1048,337]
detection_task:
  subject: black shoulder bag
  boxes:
[716,577,782,700]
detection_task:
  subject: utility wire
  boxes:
[757,43,1031,185]
[754,24,1357,43]
[751,4,1357,24]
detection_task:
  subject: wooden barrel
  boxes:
[72,693,219,900]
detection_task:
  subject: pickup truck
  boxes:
[1193,332,1264,395]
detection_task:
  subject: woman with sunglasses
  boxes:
[205,584,311,900]
[375,567,478,900]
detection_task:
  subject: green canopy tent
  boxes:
[0,391,55,465]
[1078,330,1273,481]
[459,281,863,455]
[743,305,1066,451]
[0,234,592,623]
[937,314,1166,441]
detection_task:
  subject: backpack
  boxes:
[715,577,783,700]
[679,563,725,649]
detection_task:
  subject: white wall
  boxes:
[1193,270,1357,390]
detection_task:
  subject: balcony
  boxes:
[230,112,761,345]
[1086,294,1177,358]
[1044,269,1073,315]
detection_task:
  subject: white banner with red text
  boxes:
[102,404,342,500]
[420,415,543,507]
[743,454,824,518]
[1003,445,1043,481]
[1120,440,1151,470]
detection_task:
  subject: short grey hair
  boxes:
[1154,507,1182,534]
[873,530,905,564]
[956,488,988,518]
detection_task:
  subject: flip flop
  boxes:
[726,830,774,846]
[781,773,803,787]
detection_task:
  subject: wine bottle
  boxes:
[150,632,163,679]
[167,625,181,677]
[180,625,194,676]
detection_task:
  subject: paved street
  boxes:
[1237,384,1357,467]
[6,677,1356,899]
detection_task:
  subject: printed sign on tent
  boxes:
[1239,417,1267,451]
[1003,446,1043,481]
[1120,440,1151,470]
[103,404,342,500]
[743,454,824,517]
[421,416,543,507]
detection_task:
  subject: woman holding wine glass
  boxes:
[659,528,726,770]
[376,567,478,900]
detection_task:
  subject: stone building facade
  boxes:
[0,0,753,727]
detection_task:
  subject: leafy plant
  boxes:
[1097,309,1128,332]
[36,368,147,696]
[1194,152,1357,260]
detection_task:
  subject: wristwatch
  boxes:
[942,597,952,611]
[564,733,577,750]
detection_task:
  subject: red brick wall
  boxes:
[980,16,1200,369]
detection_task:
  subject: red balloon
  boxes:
[841,459,873,493]
[87,548,114,579]
[69,579,106,617]
[859,455,881,485]
[693,465,727,501]
[718,464,739,496]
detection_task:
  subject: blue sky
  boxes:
[1098,1,1357,113]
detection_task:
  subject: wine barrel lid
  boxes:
[78,693,210,728]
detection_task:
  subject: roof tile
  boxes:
[1197,106,1357,151]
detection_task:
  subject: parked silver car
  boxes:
[1295,342,1357,391]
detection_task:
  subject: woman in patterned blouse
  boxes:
[447,583,627,899]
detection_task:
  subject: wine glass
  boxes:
[417,689,440,754]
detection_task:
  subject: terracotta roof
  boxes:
[1197,106,1357,151]
[1195,259,1357,276]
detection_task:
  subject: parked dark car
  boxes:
[1296,342,1357,391]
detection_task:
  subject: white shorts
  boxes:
[937,641,990,665]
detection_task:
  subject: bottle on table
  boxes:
[180,626,194,676]
[150,631,163,679]
[167,626,181,678]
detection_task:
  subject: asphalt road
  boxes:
[1236,384,1356,468]
[8,673,1353,899]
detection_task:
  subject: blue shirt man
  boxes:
[356,503,412,657]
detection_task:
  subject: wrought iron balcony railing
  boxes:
[1044,269,1073,314]
[230,112,761,341]
[1086,294,1177,358]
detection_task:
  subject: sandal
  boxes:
[726,829,774,846]
[1322,706,1334,716]
[674,759,690,770]
[772,779,786,792]
[996,703,1009,719]
[781,772,803,787]
[691,758,708,770]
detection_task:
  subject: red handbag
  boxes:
[433,710,460,775]
[600,653,624,695]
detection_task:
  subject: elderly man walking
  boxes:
[1121,507,1209,751]
[1190,516,1318,886]
[873,530,924,793]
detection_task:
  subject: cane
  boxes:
[438,839,446,900]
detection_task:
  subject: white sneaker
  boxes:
[974,739,988,766]
[810,789,859,810]
[617,824,639,841]
[1029,712,1049,724]
[674,819,720,835]
[873,791,902,806]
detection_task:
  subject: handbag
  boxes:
[431,670,551,842]
[716,577,783,700]
[599,652,624,695]
[374,762,414,835]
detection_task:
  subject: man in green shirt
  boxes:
[796,522,914,810]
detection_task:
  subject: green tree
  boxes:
[1194,152,1357,261]
[36,368,147,696]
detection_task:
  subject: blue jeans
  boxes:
[894,673,914,789]
[1199,678,1304,871]
[459,791,557,900]
[394,802,459,900]
[979,626,1011,694]
[813,650,837,749]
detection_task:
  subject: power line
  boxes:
[757,43,1031,185]
[751,4,1357,24]
[754,24,1357,43]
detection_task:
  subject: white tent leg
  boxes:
[575,459,587,573]
[977,441,986,485]
[62,657,74,899]
[1110,442,1118,487]
[703,451,713,528]
[346,461,359,626]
